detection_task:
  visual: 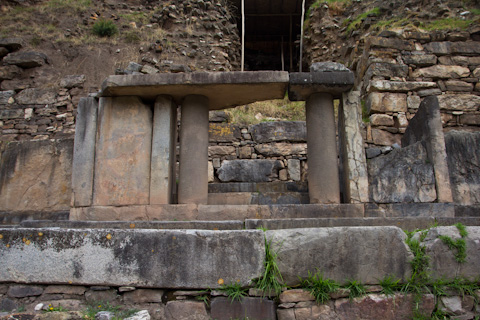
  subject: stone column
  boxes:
[150,95,177,204]
[178,95,209,204]
[306,92,340,203]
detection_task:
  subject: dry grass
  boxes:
[225,97,306,125]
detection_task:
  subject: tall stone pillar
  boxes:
[150,95,177,204]
[306,93,340,203]
[178,95,209,204]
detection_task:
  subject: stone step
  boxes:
[207,192,309,205]
[19,216,480,231]
[208,181,308,193]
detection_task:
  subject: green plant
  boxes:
[195,295,211,307]
[438,223,468,263]
[44,304,68,312]
[379,275,402,296]
[254,236,284,296]
[219,282,248,302]
[124,30,141,43]
[403,230,430,294]
[346,7,381,34]
[92,19,118,37]
[345,279,366,299]
[299,270,339,304]
[83,302,137,320]
[16,305,26,312]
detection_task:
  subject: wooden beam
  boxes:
[241,0,245,71]
[299,0,305,72]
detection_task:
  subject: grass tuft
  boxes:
[92,19,118,37]
[219,282,248,302]
[254,235,284,297]
[299,270,339,304]
[379,275,402,296]
[345,279,367,299]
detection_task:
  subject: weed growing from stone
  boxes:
[44,304,68,312]
[83,302,137,320]
[344,279,366,299]
[299,270,339,304]
[379,275,402,296]
[439,223,468,263]
[195,295,210,307]
[254,235,284,297]
[403,230,430,293]
[219,282,248,302]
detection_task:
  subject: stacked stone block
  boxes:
[354,31,480,154]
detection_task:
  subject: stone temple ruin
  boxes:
[1,1,480,318]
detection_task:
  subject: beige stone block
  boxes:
[372,128,401,146]
[279,289,315,303]
[395,113,409,127]
[445,80,474,92]
[367,92,407,113]
[208,145,236,157]
[412,65,470,79]
[208,161,214,183]
[407,95,421,109]
[370,114,394,126]
[93,96,153,206]
[437,94,480,111]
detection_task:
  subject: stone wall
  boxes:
[208,119,307,183]
[352,30,480,156]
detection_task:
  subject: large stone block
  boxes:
[437,94,480,111]
[368,142,437,203]
[366,92,407,114]
[265,227,412,285]
[165,301,209,320]
[0,90,15,105]
[217,159,283,182]
[15,88,56,105]
[3,51,48,68]
[254,143,307,157]
[445,131,480,205]
[402,53,437,67]
[93,97,153,206]
[210,297,276,320]
[0,139,73,211]
[250,121,306,143]
[367,37,415,51]
[371,128,401,146]
[209,123,241,142]
[208,145,236,157]
[368,80,437,93]
[420,227,480,281]
[365,62,409,80]
[72,97,98,207]
[0,228,265,289]
[412,65,470,79]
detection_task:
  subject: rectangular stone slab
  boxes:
[0,228,265,289]
[288,71,354,100]
[100,71,289,110]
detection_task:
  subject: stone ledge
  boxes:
[0,228,265,289]
[100,71,289,110]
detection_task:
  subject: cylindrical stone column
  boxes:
[306,92,340,203]
[178,95,210,204]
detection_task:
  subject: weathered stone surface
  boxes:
[371,128,401,146]
[208,123,241,142]
[35,311,84,320]
[0,38,23,51]
[412,65,470,79]
[439,296,474,316]
[60,75,86,89]
[451,41,480,55]
[402,95,453,203]
[44,286,86,295]
[402,53,437,66]
[369,80,437,92]
[7,285,43,298]
[279,289,315,303]
[0,228,264,289]
[254,143,307,157]
[339,91,369,203]
[85,289,118,303]
[210,297,276,320]
[287,159,301,181]
[15,88,56,105]
[250,121,306,143]
[0,47,8,58]
[93,97,152,206]
[424,42,452,55]
[209,110,230,122]
[445,80,474,92]
[445,131,480,205]
[420,227,480,280]
[365,62,409,80]
[381,203,455,218]
[437,94,480,111]
[0,90,15,104]
[407,95,421,109]
[0,65,22,81]
[460,114,480,125]
[0,298,16,312]
[101,71,289,110]
[288,71,354,100]
[208,145,236,157]
[367,37,415,51]
[0,139,73,211]
[265,227,412,285]
[124,310,150,320]
[335,294,434,320]
[370,114,394,126]
[310,62,350,72]
[366,92,407,113]
[217,159,283,182]
[72,97,98,207]
[3,51,48,68]
[165,301,208,320]
[123,289,164,304]
[368,142,437,203]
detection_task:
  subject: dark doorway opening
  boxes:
[230,0,313,71]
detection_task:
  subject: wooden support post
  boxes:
[299,0,306,72]
[281,36,285,71]
[241,0,245,72]
[289,15,293,71]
